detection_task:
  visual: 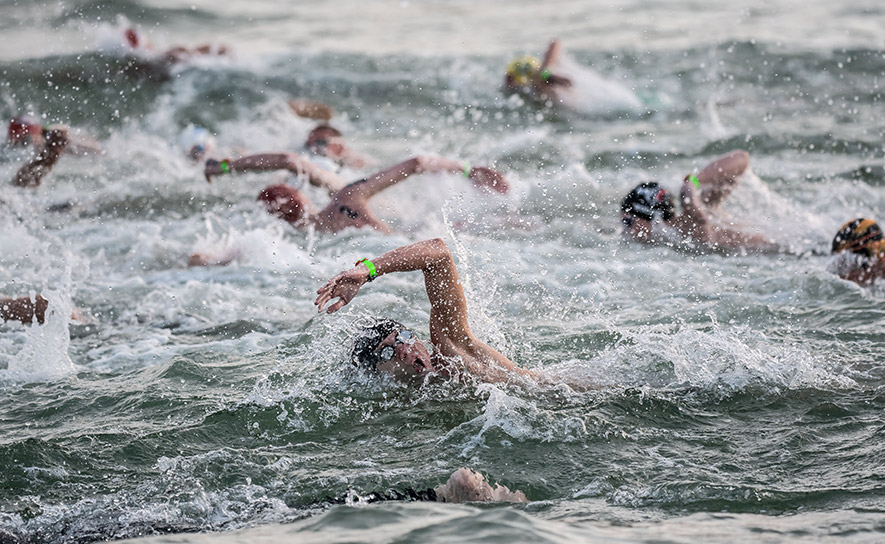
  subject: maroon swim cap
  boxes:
[7,115,41,145]
[257,184,306,223]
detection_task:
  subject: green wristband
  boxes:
[688,174,700,189]
[356,258,377,281]
[540,69,551,81]
[462,162,471,178]
[220,159,231,174]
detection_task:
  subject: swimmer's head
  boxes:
[305,125,343,154]
[351,318,435,380]
[257,184,308,224]
[831,218,883,257]
[621,182,675,224]
[505,56,540,87]
[179,125,217,161]
[7,115,42,146]
[125,28,141,48]
[351,319,404,370]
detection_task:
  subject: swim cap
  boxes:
[7,115,41,145]
[306,125,342,151]
[505,56,540,86]
[831,218,883,256]
[351,319,405,370]
[257,184,306,224]
[179,125,216,159]
[621,182,675,222]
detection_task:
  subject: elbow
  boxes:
[426,237,452,261]
[410,156,429,174]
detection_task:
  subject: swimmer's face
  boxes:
[306,127,344,157]
[187,143,211,161]
[372,330,435,381]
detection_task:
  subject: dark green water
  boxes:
[1,1,884,542]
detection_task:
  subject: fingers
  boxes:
[314,277,344,313]
[326,300,346,314]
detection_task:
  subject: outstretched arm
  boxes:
[12,128,69,187]
[344,156,508,200]
[204,153,344,193]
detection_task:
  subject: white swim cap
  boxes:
[179,125,217,158]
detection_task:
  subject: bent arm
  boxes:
[540,39,562,72]
[314,238,469,330]
[698,149,749,184]
[315,239,528,380]
[204,153,343,193]
[12,128,69,187]
[347,156,508,199]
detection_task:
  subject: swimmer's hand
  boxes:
[203,159,221,183]
[679,175,701,212]
[468,166,509,194]
[315,266,369,314]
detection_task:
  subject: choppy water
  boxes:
[1,1,884,543]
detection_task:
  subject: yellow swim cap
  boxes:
[506,56,540,86]
[831,218,883,257]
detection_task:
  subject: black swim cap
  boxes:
[351,318,405,370]
[621,182,675,222]
[831,218,883,256]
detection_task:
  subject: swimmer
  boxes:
[324,468,527,505]
[504,39,642,115]
[830,218,885,285]
[315,238,542,385]
[620,149,784,255]
[7,115,102,155]
[0,295,49,325]
[191,155,506,266]
[203,153,507,230]
[11,126,69,187]
[305,125,374,169]
[123,24,229,65]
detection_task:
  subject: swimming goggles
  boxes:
[377,329,416,363]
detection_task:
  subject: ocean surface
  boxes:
[1,1,884,543]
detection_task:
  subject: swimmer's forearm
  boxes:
[316,239,456,314]
[540,39,562,71]
[206,153,342,192]
[360,238,452,280]
[698,150,749,183]
[356,156,463,198]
